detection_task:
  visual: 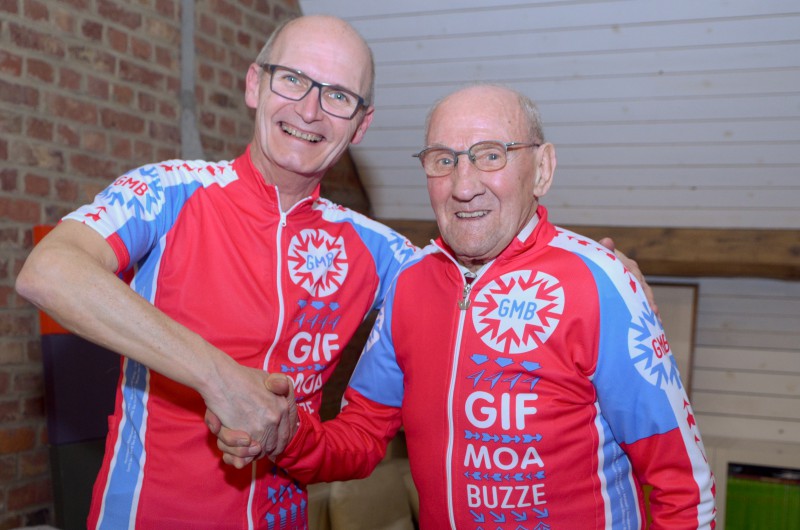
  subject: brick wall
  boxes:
[0,1,370,527]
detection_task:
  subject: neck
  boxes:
[248,143,325,211]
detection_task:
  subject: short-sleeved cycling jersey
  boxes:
[277,206,716,529]
[65,148,415,530]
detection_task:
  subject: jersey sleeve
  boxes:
[276,387,402,485]
[277,279,407,484]
[63,161,208,272]
[586,256,716,528]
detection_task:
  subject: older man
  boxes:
[252,85,716,528]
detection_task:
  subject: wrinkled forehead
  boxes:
[427,88,525,147]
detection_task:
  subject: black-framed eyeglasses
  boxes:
[412,140,540,177]
[261,64,366,120]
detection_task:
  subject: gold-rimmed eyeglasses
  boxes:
[412,140,540,177]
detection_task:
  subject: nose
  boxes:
[295,86,324,121]
[449,154,484,201]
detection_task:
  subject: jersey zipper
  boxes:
[446,270,477,529]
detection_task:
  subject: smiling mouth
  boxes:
[456,210,488,219]
[281,122,322,143]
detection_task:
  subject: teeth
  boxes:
[281,123,322,143]
[456,211,487,219]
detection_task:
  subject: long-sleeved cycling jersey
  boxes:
[64,148,415,530]
[277,206,716,529]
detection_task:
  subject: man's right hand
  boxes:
[205,371,298,467]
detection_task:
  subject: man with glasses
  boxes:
[16,15,415,529]
[221,84,715,528]
[17,13,655,529]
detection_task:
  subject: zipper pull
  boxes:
[458,272,476,310]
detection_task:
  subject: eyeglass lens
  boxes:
[422,141,511,176]
[269,66,361,118]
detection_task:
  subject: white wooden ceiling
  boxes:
[299,0,800,229]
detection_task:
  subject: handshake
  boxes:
[204,370,298,468]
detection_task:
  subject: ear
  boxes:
[244,63,263,110]
[349,105,375,145]
[533,142,556,198]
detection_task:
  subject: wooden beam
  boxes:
[379,219,800,280]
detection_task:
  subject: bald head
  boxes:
[256,15,375,105]
[425,84,544,146]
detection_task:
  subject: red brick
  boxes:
[69,153,117,180]
[23,0,48,21]
[111,137,132,160]
[44,204,73,224]
[61,0,89,8]
[81,181,109,201]
[87,75,110,99]
[9,22,65,58]
[69,46,116,74]
[0,197,40,224]
[0,50,23,77]
[158,100,177,120]
[26,117,53,142]
[21,396,44,420]
[24,174,50,197]
[0,371,11,394]
[237,30,252,48]
[112,83,134,105]
[26,58,54,83]
[0,168,17,192]
[7,478,52,510]
[131,36,152,61]
[0,79,38,107]
[134,140,154,161]
[55,178,78,202]
[119,60,165,90]
[56,123,80,147]
[0,312,35,337]
[82,19,103,42]
[155,0,177,18]
[0,454,15,483]
[81,130,107,152]
[138,92,156,113]
[58,66,81,91]
[199,13,217,36]
[98,0,142,30]
[211,0,243,24]
[0,427,36,454]
[154,45,174,69]
[0,0,19,14]
[46,94,98,125]
[19,447,49,478]
[10,141,64,171]
[53,7,76,33]
[13,371,43,394]
[149,121,180,143]
[107,26,128,53]
[100,108,145,134]
[0,398,20,422]
[0,110,22,135]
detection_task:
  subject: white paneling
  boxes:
[696,414,800,443]
[693,368,800,397]
[692,391,800,421]
[696,346,800,373]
